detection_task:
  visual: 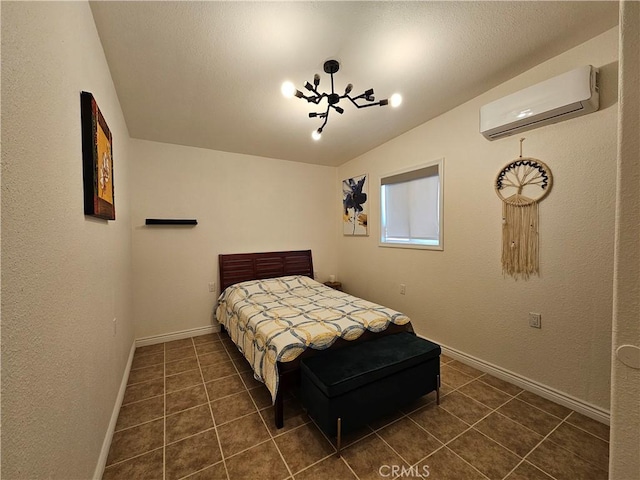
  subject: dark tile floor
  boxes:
[103,333,610,480]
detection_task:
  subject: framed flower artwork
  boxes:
[81,91,115,220]
[342,173,368,236]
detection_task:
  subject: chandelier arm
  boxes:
[305,93,327,105]
[317,106,331,132]
[353,101,385,109]
[344,95,384,109]
[308,86,322,97]
[307,79,332,102]
[344,95,362,109]
[317,117,329,132]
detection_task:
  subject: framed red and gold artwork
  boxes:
[81,91,115,220]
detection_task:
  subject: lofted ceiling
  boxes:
[90,1,618,167]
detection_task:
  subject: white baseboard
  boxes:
[93,340,136,480]
[416,334,611,426]
[136,324,221,347]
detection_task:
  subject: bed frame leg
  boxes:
[336,417,342,458]
[274,390,284,429]
[436,374,441,405]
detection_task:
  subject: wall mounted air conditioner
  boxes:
[480,65,599,140]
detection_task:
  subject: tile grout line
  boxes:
[403,382,517,478]
[294,447,362,480]
[499,419,567,480]
[504,460,558,480]
[104,447,164,471]
[370,412,409,433]
[221,438,274,463]
[408,380,500,479]
[112,414,165,435]
[374,430,422,471]
[563,411,610,440]
[404,419,490,479]
[126,375,165,388]
[166,362,235,394]
[221,331,295,480]
[130,360,164,372]
[372,390,491,480]
[194,337,231,480]
[438,376,586,480]
[512,391,572,422]
[484,393,609,474]
[436,378,555,445]
[472,410,551,456]
[171,342,232,480]
[342,455,362,480]
[368,411,426,468]
[445,446,493,480]
[303,416,364,480]
[209,406,262,430]
[163,426,218,449]
[523,415,610,476]
[119,392,165,409]
[557,431,610,474]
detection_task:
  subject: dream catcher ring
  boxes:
[495,139,553,279]
[495,158,553,205]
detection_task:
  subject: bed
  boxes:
[215,250,413,428]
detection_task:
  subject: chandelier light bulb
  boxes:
[281,81,296,98]
[311,130,322,141]
[390,93,403,108]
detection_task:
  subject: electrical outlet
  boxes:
[400,284,406,295]
[208,282,216,293]
[113,317,117,336]
[529,312,541,328]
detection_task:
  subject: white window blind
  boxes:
[380,160,443,249]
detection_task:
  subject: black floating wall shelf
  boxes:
[145,219,198,226]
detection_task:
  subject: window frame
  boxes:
[379,158,444,251]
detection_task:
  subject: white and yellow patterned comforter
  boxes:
[215,275,411,402]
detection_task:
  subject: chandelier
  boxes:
[281,59,402,141]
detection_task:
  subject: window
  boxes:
[380,159,443,250]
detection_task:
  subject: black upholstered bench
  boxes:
[300,332,441,456]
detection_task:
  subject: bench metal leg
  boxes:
[436,374,441,405]
[336,417,342,458]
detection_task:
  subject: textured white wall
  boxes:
[1,2,134,478]
[130,139,338,339]
[609,1,640,476]
[337,28,619,410]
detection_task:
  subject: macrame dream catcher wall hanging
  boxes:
[495,139,553,280]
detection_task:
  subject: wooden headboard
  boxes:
[218,250,314,292]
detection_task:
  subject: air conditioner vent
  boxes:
[480,65,599,140]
